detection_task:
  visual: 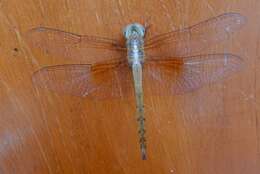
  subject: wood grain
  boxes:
[0,0,259,173]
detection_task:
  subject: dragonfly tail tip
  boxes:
[141,147,147,160]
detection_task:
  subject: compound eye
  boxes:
[123,23,145,39]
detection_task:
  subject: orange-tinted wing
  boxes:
[32,59,134,99]
[144,53,244,95]
[25,27,126,63]
[145,13,246,58]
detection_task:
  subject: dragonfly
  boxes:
[26,12,246,160]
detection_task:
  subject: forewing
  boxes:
[144,54,244,95]
[145,13,246,58]
[25,27,126,63]
[33,59,133,99]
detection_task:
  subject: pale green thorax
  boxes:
[123,23,145,65]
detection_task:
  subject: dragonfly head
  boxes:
[123,23,145,40]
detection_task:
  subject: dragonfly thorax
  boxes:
[123,23,145,66]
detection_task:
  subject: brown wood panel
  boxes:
[0,0,259,173]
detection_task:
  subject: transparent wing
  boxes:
[25,27,126,62]
[145,13,247,58]
[32,58,134,99]
[144,53,244,95]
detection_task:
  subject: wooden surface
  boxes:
[0,0,259,173]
